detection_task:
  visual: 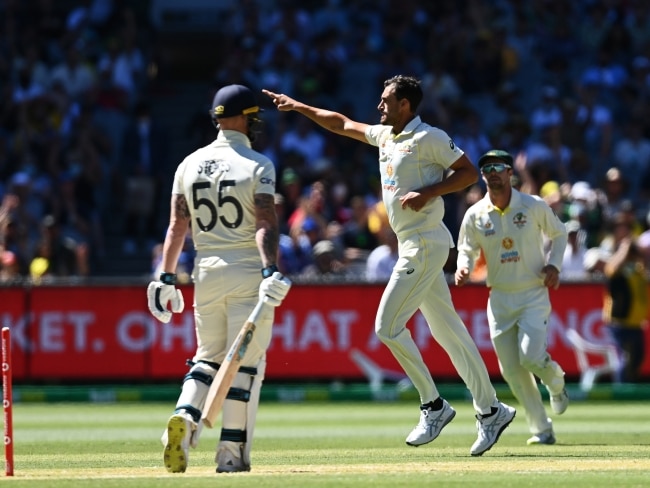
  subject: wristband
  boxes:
[160,272,177,285]
[261,265,279,279]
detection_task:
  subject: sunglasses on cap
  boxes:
[481,163,511,174]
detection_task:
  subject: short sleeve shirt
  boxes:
[365,116,463,237]
[457,189,568,291]
[172,130,276,252]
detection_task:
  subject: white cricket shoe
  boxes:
[550,388,569,415]
[470,402,516,456]
[405,399,456,446]
[527,428,556,445]
[543,362,568,414]
[216,442,250,473]
[163,414,192,473]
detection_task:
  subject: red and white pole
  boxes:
[2,327,13,476]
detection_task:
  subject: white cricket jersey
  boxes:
[365,116,463,237]
[457,189,568,291]
[171,130,276,253]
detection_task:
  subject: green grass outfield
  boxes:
[1,399,649,487]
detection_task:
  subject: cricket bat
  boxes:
[201,299,267,428]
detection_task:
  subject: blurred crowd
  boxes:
[0,0,168,281]
[2,0,650,284]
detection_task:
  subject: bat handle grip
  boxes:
[248,299,268,324]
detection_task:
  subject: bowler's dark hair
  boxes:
[384,75,423,112]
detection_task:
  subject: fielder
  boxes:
[263,75,515,456]
[455,149,570,446]
[147,84,291,473]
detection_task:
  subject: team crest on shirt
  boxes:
[512,212,527,228]
[199,159,230,176]
[500,237,520,263]
[397,143,413,154]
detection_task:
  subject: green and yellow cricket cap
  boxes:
[477,149,513,168]
[211,84,261,118]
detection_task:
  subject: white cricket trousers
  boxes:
[193,251,273,365]
[375,227,498,414]
[192,251,273,439]
[488,287,564,434]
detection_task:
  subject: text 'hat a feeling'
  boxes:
[477,149,513,168]
[211,84,261,118]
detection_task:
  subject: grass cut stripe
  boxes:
[1,400,649,487]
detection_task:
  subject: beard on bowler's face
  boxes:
[486,176,507,190]
[380,110,395,126]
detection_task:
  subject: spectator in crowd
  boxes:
[56,114,109,264]
[280,115,327,179]
[539,180,564,215]
[278,216,319,277]
[365,226,398,282]
[0,193,30,276]
[574,77,613,184]
[612,117,650,203]
[287,180,330,239]
[600,213,648,383]
[11,64,47,106]
[566,181,605,249]
[529,86,562,137]
[600,201,643,256]
[577,3,611,57]
[524,123,571,185]
[96,18,147,108]
[298,239,349,279]
[599,167,631,224]
[341,195,378,253]
[583,246,610,278]
[562,220,589,279]
[119,100,171,253]
[49,43,96,101]
[366,199,390,236]
[637,210,650,268]
[12,43,50,93]
[3,174,45,264]
[454,108,493,170]
[589,37,632,94]
[629,55,650,99]
[30,214,89,279]
[328,180,352,225]
[0,250,21,283]
[278,168,303,220]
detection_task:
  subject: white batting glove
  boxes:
[147,273,184,323]
[259,271,292,307]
